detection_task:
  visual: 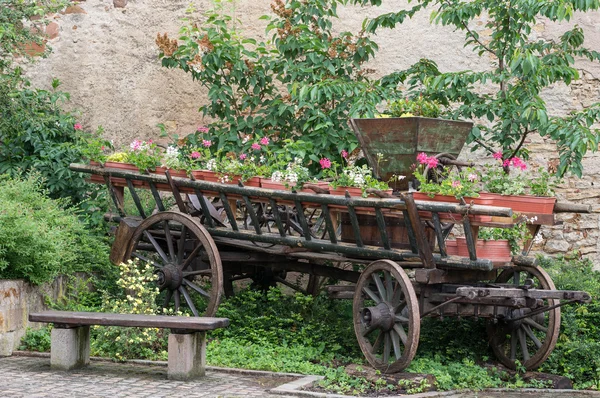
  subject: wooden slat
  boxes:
[29,311,229,330]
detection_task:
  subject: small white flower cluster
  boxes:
[343,165,371,187]
[525,216,538,224]
[206,158,217,171]
[163,146,180,169]
[532,233,544,245]
[271,158,309,186]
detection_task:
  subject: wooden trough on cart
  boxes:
[72,156,592,373]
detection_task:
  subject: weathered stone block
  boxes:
[113,0,127,8]
[51,326,90,371]
[0,331,15,357]
[46,22,60,40]
[168,332,205,381]
[544,239,570,253]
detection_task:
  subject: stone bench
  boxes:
[29,310,229,381]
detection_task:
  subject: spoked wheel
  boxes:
[486,265,560,370]
[353,260,420,373]
[125,211,223,317]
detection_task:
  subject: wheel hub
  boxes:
[157,265,183,290]
[362,302,395,332]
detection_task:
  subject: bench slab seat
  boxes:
[29,311,229,381]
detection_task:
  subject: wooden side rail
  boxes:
[29,311,229,381]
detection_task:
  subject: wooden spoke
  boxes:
[363,286,382,304]
[179,286,199,317]
[162,289,173,310]
[384,271,393,302]
[391,328,402,360]
[183,269,212,277]
[180,243,203,271]
[354,260,420,373]
[372,274,387,303]
[125,212,223,317]
[383,333,391,364]
[183,279,210,298]
[523,318,548,333]
[518,328,530,362]
[177,225,187,263]
[131,252,162,269]
[143,230,169,264]
[174,290,180,313]
[393,324,408,345]
[487,265,560,370]
[163,222,175,262]
[523,324,543,349]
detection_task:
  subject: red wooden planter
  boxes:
[104,161,144,187]
[454,237,512,264]
[477,192,556,214]
[153,167,192,192]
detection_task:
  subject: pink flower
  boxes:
[260,137,270,146]
[417,152,429,164]
[452,180,461,188]
[74,123,82,130]
[239,153,247,160]
[426,156,439,168]
[203,140,211,148]
[251,143,261,150]
[197,126,209,133]
[493,152,503,160]
[341,150,348,159]
[320,158,331,169]
[468,173,477,182]
[148,139,153,144]
[511,157,527,170]
[101,146,105,151]
[130,140,142,151]
[190,151,201,159]
[503,159,510,167]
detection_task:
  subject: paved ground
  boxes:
[0,355,298,398]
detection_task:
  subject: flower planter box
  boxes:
[454,237,512,265]
[104,161,144,187]
[153,167,192,193]
[340,213,436,250]
[87,161,105,184]
[412,192,492,222]
[477,192,556,214]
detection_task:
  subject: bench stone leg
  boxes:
[51,326,90,371]
[168,332,206,381]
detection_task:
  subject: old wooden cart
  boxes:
[72,161,592,374]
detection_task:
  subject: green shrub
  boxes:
[539,255,600,389]
[0,174,111,284]
[18,327,51,352]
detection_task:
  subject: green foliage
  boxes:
[0,73,101,203]
[0,174,111,285]
[478,222,531,254]
[91,259,169,361]
[386,96,442,118]
[157,0,387,166]
[356,0,600,177]
[540,255,600,389]
[480,163,560,197]
[212,287,360,362]
[18,327,51,352]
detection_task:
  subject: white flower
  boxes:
[206,159,216,171]
[286,171,298,183]
[259,155,265,163]
[271,171,283,182]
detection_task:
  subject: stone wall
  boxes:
[0,279,66,356]
[22,0,600,267]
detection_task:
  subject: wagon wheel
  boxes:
[486,265,560,370]
[124,211,223,317]
[353,260,420,373]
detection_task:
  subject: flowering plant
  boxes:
[321,151,391,197]
[270,157,312,189]
[126,139,162,172]
[413,153,479,199]
[478,216,535,254]
[80,126,113,164]
[162,145,189,171]
[480,154,559,197]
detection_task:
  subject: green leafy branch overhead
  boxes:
[353,0,600,177]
